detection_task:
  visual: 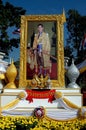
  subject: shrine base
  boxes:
[0,88,82,108]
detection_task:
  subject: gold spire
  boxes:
[62,8,66,23]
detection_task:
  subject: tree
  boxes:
[66,9,86,63]
[0,0,26,55]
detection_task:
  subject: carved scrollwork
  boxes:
[19,13,66,88]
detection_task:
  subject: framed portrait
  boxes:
[19,14,66,88]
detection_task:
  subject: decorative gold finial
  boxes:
[4,58,17,89]
[62,8,66,22]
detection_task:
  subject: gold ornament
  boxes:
[18,91,26,99]
[54,91,63,99]
[0,74,5,79]
[38,75,44,88]
[4,59,17,88]
[30,78,37,88]
[30,74,52,89]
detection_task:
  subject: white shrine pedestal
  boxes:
[0,88,83,109]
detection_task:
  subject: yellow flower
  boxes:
[0,115,86,129]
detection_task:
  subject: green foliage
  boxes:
[0,0,26,55]
[66,9,86,62]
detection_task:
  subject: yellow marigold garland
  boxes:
[0,116,85,130]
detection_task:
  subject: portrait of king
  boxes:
[27,22,57,80]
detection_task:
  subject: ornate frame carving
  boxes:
[19,13,66,88]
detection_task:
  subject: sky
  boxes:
[2,0,86,62]
[3,0,86,15]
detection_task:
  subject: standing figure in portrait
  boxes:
[33,24,51,77]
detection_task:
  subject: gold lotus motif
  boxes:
[30,74,52,89]
[4,60,17,89]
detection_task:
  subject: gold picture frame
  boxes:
[19,12,66,88]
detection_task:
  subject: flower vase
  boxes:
[67,59,80,88]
